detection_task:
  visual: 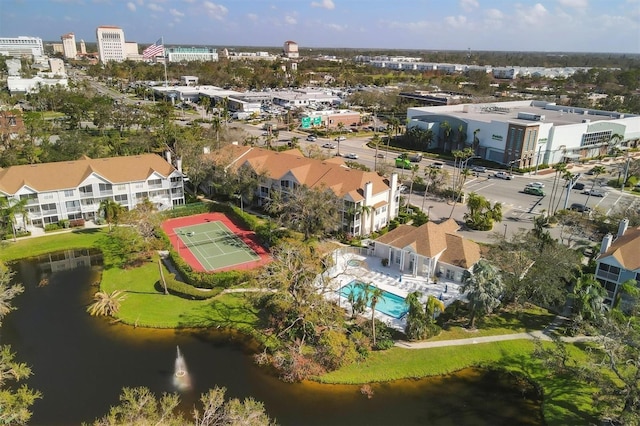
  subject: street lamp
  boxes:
[503,224,508,238]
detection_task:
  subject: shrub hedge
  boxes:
[159,274,223,300]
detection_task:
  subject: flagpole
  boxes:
[162,36,168,87]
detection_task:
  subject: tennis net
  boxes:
[182,233,241,248]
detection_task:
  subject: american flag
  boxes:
[143,38,164,59]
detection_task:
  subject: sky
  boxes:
[1,0,639,53]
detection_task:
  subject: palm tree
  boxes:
[584,165,606,207]
[556,170,574,212]
[0,197,28,242]
[99,199,123,231]
[87,290,126,317]
[441,121,452,152]
[369,286,385,347]
[571,274,607,325]
[461,260,504,328]
[407,164,420,213]
[547,162,567,216]
[404,291,427,340]
[371,134,382,171]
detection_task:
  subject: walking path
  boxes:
[395,300,597,349]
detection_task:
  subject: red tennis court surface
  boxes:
[162,212,271,272]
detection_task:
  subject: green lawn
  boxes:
[0,228,107,262]
[318,340,598,425]
[101,260,261,330]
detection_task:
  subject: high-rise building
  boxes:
[283,40,299,59]
[61,33,77,59]
[96,26,126,64]
[0,36,44,58]
[80,39,86,54]
[166,47,218,63]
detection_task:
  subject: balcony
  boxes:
[99,190,113,196]
[80,192,94,198]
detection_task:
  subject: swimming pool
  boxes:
[338,281,409,319]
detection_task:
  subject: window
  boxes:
[43,193,54,200]
[280,180,290,189]
[64,190,75,197]
[116,185,126,191]
[134,183,143,189]
[114,194,128,203]
[597,263,620,281]
[65,200,80,210]
[170,176,182,183]
[41,203,57,213]
[98,183,112,192]
[79,185,93,194]
[148,179,162,187]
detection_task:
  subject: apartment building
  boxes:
[596,219,640,307]
[0,154,185,230]
[96,26,126,64]
[211,145,399,236]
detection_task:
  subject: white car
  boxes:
[344,153,359,159]
[526,182,545,189]
[322,143,336,149]
[493,171,513,180]
[334,136,347,142]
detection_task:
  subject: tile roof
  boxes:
[216,146,390,201]
[601,226,640,271]
[375,218,480,268]
[0,154,176,195]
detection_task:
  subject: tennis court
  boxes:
[162,212,270,273]
[175,221,259,271]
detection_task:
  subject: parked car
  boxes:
[570,203,591,213]
[492,171,513,180]
[430,162,444,169]
[306,135,317,142]
[526,182,545,189]
[524,186,545,196]
[583,188,606,197]
[322,143,336,149]
[334,136,347,142]
[344,153,359,159]
[470,166,487,173]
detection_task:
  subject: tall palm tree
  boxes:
[87,290,126,317]
[404,291,427,340]
[371,134,382,171]
[571,274,607,325]
[556,170,574,212]
[425,295,445,322]
[584,165,607,207]
[461,260,504,328]
[99,199,123,231]
[407,164,420,213]
[547,162,567,216]
[369,286,385,347]
[0,197,28,242]
[441,121,452,152]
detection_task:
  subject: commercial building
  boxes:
[6,76,69,95]
[0,36,44,58]
[596,219,640,308]
[96,26,127,64]
[0,154,185,230]
[210,145,400,236]
[166,47,218,63]
[61,33,77,59]
[0,109,25,143]
[407,100,640,168]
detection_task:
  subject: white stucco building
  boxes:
[61,33,77,59]
[407,100,640,168]
[0,36,44,58]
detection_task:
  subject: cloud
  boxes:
[516,3,548,24]
[127,2,136,12]
[247,13,258,21]
[485,8,504,20]
[285,15,297,25]
[311,0,335,10]
[148,3,164,12]
[170,8,184,17]
[326,23,346,31]
[558,0,589,9]
[459,0,479,12]
[203,1,228,20]
[445,15,467,28]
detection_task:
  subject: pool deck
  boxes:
[323,250,466,330]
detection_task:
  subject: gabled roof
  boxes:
[375,218,481,268]
[600,226,640,271]
[0,154,176,195]
[215,146,390,201]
